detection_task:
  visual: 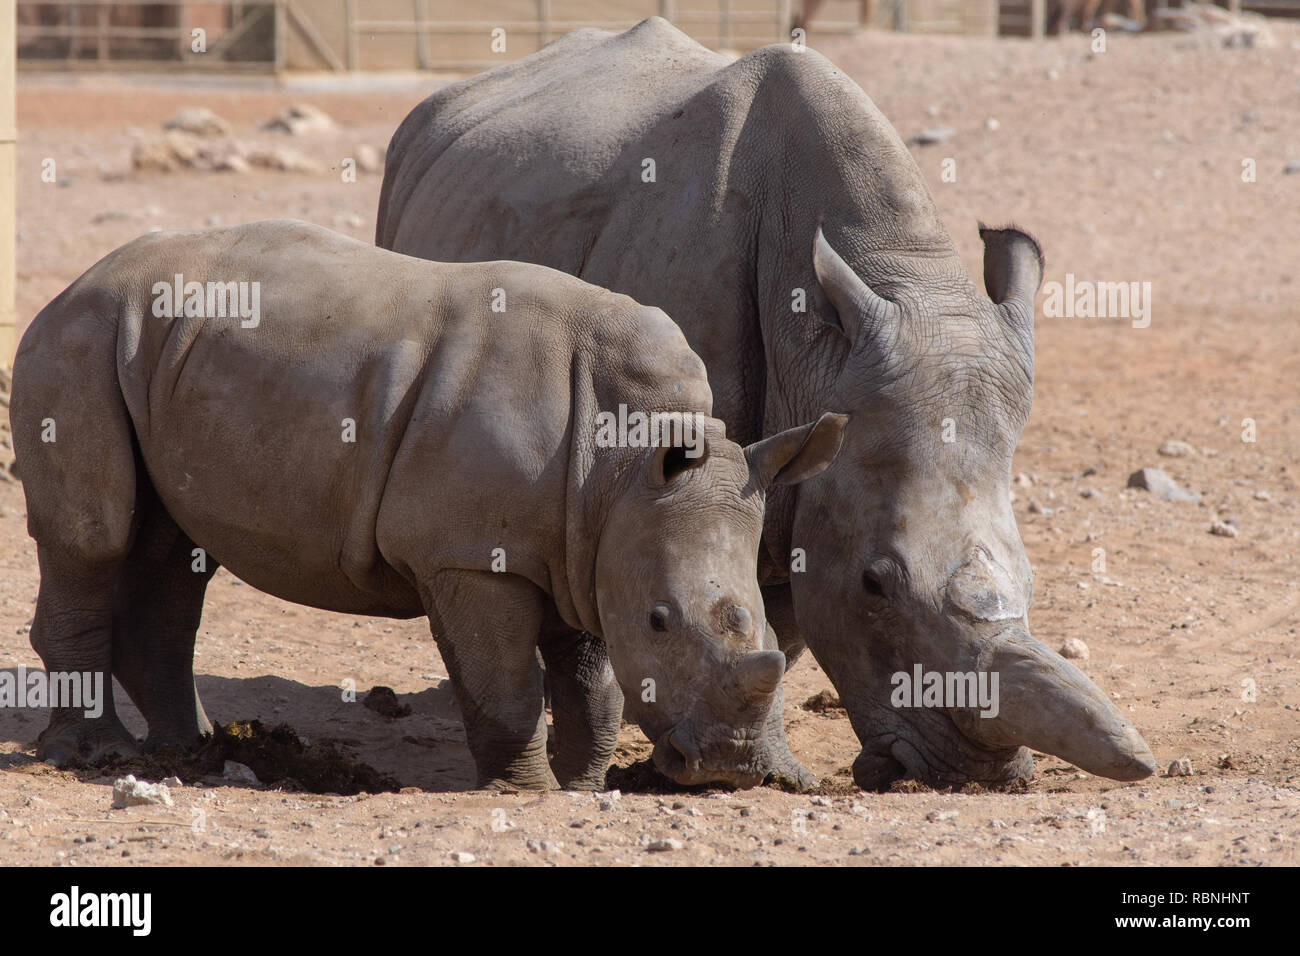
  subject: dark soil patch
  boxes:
[68,720,401,796]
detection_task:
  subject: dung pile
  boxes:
[71,720,400,796]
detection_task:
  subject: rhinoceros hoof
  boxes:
[36,717,140,767]
[765,760,819,793]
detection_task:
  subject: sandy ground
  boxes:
[1,23,1299,866]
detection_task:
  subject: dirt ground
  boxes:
[1,23,1298,866]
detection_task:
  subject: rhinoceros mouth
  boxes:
[850,704,1032,791]
[651,725,768,788]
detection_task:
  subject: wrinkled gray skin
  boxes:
[376,17,1156,788]
[10,219,847,790]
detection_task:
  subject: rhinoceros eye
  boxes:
[862,570,885,598]
[649,603,672,632]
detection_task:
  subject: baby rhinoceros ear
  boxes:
[649,435,710,488]
[745,413,849,490]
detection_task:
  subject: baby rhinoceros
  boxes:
[11,219,846,791]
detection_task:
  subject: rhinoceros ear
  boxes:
[649,436,709,488]
[980,224,1043,326]
[745,412,849,490]
[812,226,899,346]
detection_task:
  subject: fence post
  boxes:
[1030,0,1045,38]
[0,0,14,366]
[538,0,551,45]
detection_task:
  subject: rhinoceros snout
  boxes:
[651,725,767,789]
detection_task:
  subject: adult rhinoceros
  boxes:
[376,17,1156,788]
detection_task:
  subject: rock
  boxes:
[448,850,476,863]
[1060,637,1090,661]
[984,117,1000,131]
[132,130,203,172]
[222,760,260,786]
[1164,798,1182,809]
[925,809,958,822]
[644,838,684,852]
[246,145,322,174]
[161,776,183,788]
[1126,467,1200,503]
[1167,756,1193,777]
[354,143,384,174]
[163,107,231,137]
[1253,490,1270,501]
[111,775,174,808]
[1157,440,1197,458]
[1284,160,1300,176]
[1013,472,1033,488]
[264,103,335,135]
[363,685,411,719]
[1027,497,1052,515]
[1209,520,1238,538]
[909,126,956,146]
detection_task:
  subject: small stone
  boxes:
[1126,467,1200,503]
[1060,637,1090,660]
[161,776,182,788]
[910,126,956,146]
[1157,440,1197,458]
[1013,472,1034,488]
[1210,521,1238,538]
[354,143,384,174]
[363,685,411,719]
[222,761,260,786]
[984,117,1000,131]
[644,838,684,852]
[925,809,958,822]
[1164,798,1182,810]
[1284,160,1300,175]
[264,103,335,135]
[1167,757,1193,777]
[448,850,475,864]
[111,775,174,809]
[1253,490,1271,501]
[1027,498,1052,515]
[163,107,231,137]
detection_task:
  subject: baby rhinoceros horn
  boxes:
[734,650,786,700]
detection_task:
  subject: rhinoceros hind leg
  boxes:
[111,485,216,751]
[539,623,621,790]
[424,569,558,790]
[30,551,140,767]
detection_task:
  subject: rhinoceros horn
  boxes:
[953,628,1157,781]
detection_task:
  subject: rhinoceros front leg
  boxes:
[110,493,216,751]
[29,549,139,766]
[424,569,558,790]
[539,621,622,790]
